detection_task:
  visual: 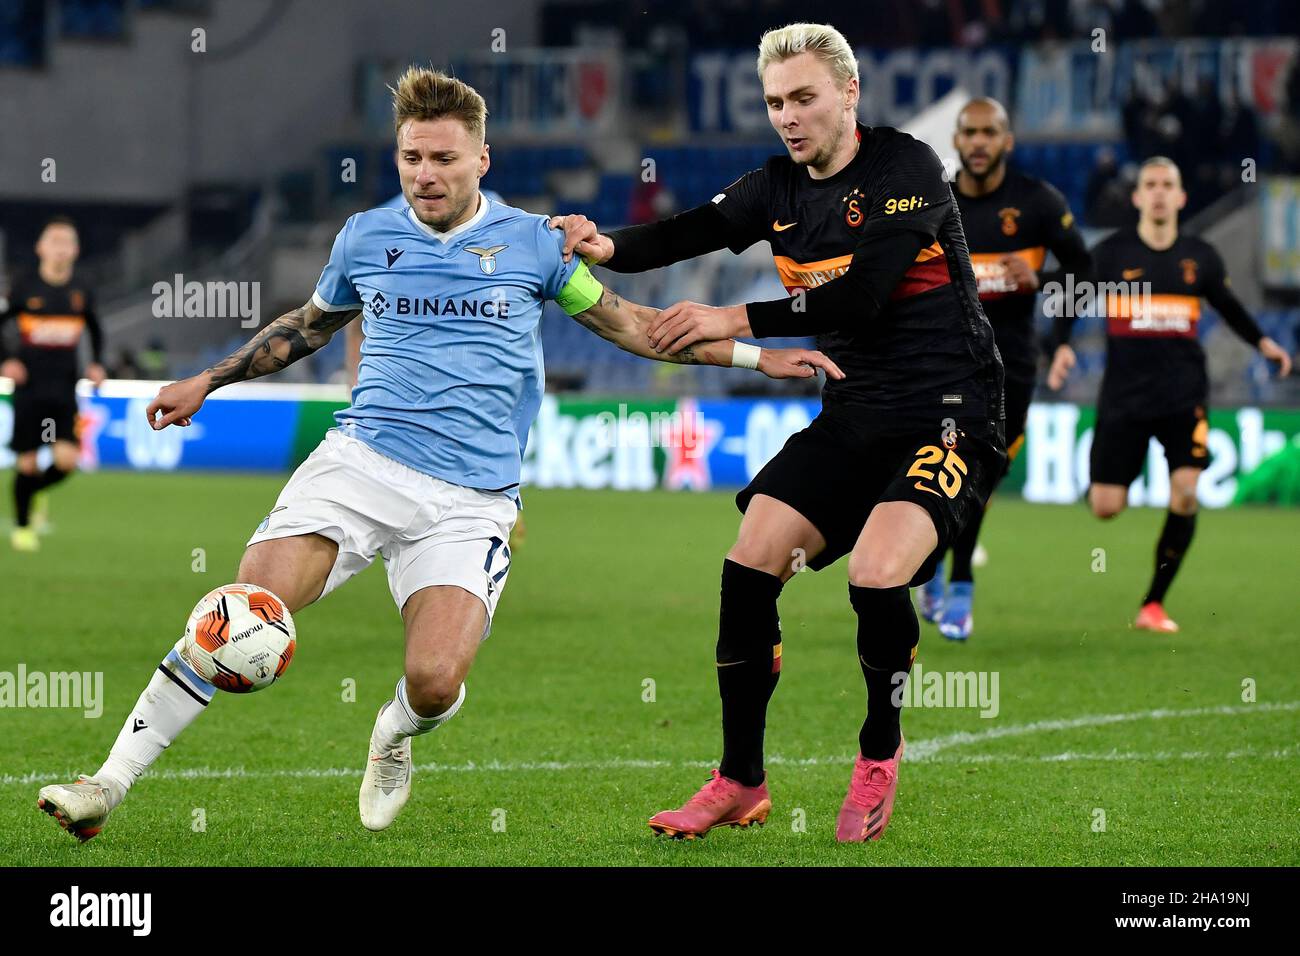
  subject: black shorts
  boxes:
[10,390,80,453]
[736,409,1006,585]
[1090,404,1211,487]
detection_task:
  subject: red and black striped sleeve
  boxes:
[745,138,949,338]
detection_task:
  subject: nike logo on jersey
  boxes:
[1122,268,1144,280]
[913,481,941,497]
[386,248,405,268]
[772,220,798,232]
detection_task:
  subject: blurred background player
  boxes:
[557,22,1005,843]
[1049,157,1292,632]
[920,98,1092,640]
[0,216,105,552]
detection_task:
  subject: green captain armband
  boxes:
[555,260,605,316]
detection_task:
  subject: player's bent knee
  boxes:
[402,663,463,717]
[725,538,792,578]
[1089,487,1125,519]
[846,550,914,589]
[1169,478,1200,515]
[52,445,79,471]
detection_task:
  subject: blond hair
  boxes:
[756,23,858,87]
[390,66,487,142]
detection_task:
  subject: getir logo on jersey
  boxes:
[1106,293,1199,337]
[884,195,928,214]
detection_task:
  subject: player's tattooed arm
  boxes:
[204,301,361,392]
[572,287,845,381]
[146,300,360,429]
[573,288,718,366]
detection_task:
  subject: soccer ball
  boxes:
[180,584,296,693]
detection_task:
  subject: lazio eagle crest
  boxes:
[466,244,508,275]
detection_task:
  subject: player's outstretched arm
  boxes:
[146,300,361,429]
[571,281,843,381]
[1201,257,1293,379]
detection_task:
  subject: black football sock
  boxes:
[1143,510,1196,606]
[948,500,987,584]
[850,583,920,760]
[716,559,784,788]
[38,464,72,490]
[13,472,40,527]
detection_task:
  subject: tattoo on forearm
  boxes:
[575,289,703,365]
[205,304,358,392]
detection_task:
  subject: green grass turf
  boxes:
[0,470,1297,866]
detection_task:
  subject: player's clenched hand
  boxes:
[1047,344,1075,391]
[0,358,27,386]
[649,302,750,354]
[1259,337,1293,378]
[548,214,614,264]
[999,254,1039,292]
[146,373,209,429]
[758,348,845,381]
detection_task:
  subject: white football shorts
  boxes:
[247,428,517,635]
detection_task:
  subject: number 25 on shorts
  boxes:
[907,444,967,498]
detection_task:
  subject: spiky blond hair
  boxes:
[756,23,858,86]
[390,66,487,142]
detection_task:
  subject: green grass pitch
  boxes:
[1,470,1296,866]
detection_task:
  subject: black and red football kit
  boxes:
[1,271,102,452]
[1057,228,1263,486]
[606,123,1006,580]
[955,168,1090,464]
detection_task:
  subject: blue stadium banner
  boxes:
[688,46,1016,133]
[1261,177,1300,289]
[1015,37,1297,135]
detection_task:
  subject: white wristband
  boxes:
[731,342,762,370]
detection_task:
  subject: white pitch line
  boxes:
[904,700,1300,761]
[3,701,1295,787]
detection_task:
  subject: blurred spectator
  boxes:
[1085,147,1135,228]
[1220,89,1261,174]
[1277,58,1300,174]
[138,337,169,380]
[628,179,678,226]
[111,349,142,380]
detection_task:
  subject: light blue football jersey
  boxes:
[313,195,578,493]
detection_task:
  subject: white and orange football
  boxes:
[180,584,296,693]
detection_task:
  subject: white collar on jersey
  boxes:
[405,193,490,244]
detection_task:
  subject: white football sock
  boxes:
[95,642,215,801]
[372,677,465,753]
